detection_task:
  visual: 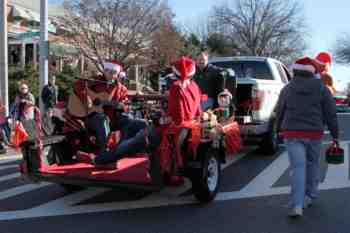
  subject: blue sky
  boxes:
[49,0,350,90]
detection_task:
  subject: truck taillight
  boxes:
[251,87,265,110]
[335,98,346,105]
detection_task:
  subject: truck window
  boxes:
[274,62,289,84]
[211,60,273,80]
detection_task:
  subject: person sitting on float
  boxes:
[66,60,128,154]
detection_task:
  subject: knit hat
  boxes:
[291,56,318,74]
[172,56,196,81]
[315,52,332,66]
[103,60,123,74]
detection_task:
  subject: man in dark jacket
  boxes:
[193,51,236,111]
[41,75,58,112]
[275,56,339,217]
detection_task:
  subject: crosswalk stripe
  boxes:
[323,142,349,185]
[0,164,18,171]
[0,173,20,182]
[0,156,21,164]
[240,151,289,194]
[0,183,51,201]
[31,188,109,210]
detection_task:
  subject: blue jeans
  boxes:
[86,112,110,153]
[94,120,160,165]
[286,138,322,208]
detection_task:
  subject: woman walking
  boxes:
[275,56,339,217]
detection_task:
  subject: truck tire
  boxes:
[191,148,221,203]
[259,124,279,155]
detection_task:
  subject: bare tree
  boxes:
[149,4,184,70]
[61,0,169,72]
[211,0,307,63]
[334,34,350,64]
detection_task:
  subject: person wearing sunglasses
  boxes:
[14,82,35,121]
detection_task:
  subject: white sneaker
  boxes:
[288,207,303,218]
[304,196,313,208]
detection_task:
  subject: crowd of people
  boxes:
[0,74,59,154]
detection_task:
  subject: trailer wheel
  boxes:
[191,148,221,203]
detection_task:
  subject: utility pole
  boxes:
[0,0,9,115]
[39,0,49,111]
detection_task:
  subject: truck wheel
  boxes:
[259,125,279,155]
[191,149,221,203]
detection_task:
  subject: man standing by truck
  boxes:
[193,51,236,111]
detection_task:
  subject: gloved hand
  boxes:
[333,138,339,146]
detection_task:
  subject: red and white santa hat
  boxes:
[172,56,196,81]
[291,56,318,74]
[103,60,123,74]
[315,52,332,66]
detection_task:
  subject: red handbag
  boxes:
[11,121,29,148]
[326,141,344,164]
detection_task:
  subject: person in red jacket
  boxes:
[165,56,202,185]
[168,56,201,125]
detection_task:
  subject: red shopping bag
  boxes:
[326,141,344,164]
[11,121,29,148]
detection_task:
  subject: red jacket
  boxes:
[168,80,201,125]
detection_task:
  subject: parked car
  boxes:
[210,56,291,154]
[334,95,349,112]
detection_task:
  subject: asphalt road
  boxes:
[1,113,350,233]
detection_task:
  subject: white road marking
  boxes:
[0,155,21,163]
[0,164,18,171]
[0,141,349,220]
[217,141,350,201]
[240,151,289,194]
[0,183,51,201]
[31,188,109,210]
[322,142,349,186]
[0,147,254,220]
[159,148,255,197]
[0,173,20,182]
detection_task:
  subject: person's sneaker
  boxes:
[304,196,313,208]
[75,151,95,164]
[288,207,303,218]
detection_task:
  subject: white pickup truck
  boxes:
[210,56,291,154]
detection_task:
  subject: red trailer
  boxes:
[19,94,242,203]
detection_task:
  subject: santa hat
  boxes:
[172,56,196,81]
[315,52,332,65]
[291,56,318,73]
[103,60,123,74]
